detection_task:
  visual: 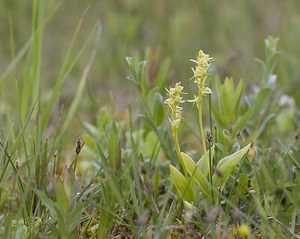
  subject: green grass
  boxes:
[0,1,299,238]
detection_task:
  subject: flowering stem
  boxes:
[197,94,214,203]
[197,95,207,155]
[172,124,187,177]
[164,82,187,177]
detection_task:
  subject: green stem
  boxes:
[172,124,187,177]
[197,95,207,154]
[197,94,214,203]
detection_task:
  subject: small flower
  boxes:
[165,82,185,127]
[190,50,213,99]
[238,224,250,237]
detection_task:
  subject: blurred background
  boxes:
[0,0,299,109]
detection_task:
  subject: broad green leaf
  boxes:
[196,145,215,176]
[169,165,195,203]
[213,143,251,188]
[109,121,121,174]
[181,153,211,199]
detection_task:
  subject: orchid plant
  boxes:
[165,50,251,206]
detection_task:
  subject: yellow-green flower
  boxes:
[238,224,250,237]
[164,82,185,127]
[190,50,213,99]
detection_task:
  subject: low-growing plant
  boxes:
[165,50,251,206]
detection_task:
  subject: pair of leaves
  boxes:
[170,143,251,203]
[170,147,215,202]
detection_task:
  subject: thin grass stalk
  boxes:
[208,81,214,204]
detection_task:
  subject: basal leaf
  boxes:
[196,145,215,176]
[181,153,211,199]
[213,143,251,188]
[169,165,195,203]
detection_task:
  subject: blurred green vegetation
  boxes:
[1,0,300,105]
